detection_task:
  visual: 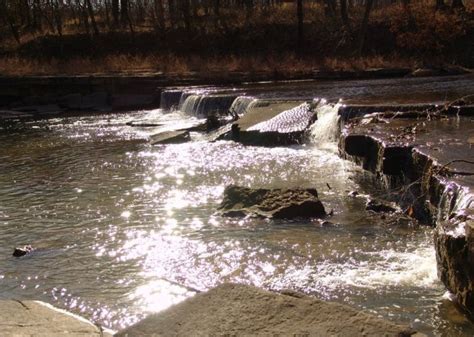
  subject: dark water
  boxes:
[0,76,473,336]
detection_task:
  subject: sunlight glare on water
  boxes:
[1,82,473,335]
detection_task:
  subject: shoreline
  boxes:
[1,70,472,121]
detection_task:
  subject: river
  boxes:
[1,75,473,336]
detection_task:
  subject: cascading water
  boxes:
[177,92,196,111]
[310,100,342,149]
[178,93,239,117]
[179,94,203,115]
[195,95,238,117]
[229,96,257,117]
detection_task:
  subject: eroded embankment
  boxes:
[338,104,474,317]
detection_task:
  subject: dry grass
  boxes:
[0,1,471,76]
[322,55,416,71]
[0,53,417,77]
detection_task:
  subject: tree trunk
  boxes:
[181,0,191,31]
[53,0,63,36]
[120,0,128,26]
[214,0,220,29]
[0,1,21,44]
[451,0,464,9]
[324,0,336,17]
[85,0,99,35]
[33,0,43,31]
[436,0,446,10]
[154,0,165,31]
[112,0,119,26]
[297,0,304,53]
[245,0,253,23]
[340,0,350,30]
[357,0,373,56]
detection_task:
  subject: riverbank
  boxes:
[1,69,472,117]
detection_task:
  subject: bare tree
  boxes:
[297,0,304,53]
[357,0,373,55]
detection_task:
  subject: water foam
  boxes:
[309,101,341,150]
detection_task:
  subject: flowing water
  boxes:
[1,76,474,336]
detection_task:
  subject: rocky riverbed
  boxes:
[1,76,473,336]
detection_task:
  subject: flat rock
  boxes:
[435,208,474,318]
[150,130,190,145]
[218,185,326,218]
[11,104,62,114]
[0,110,34,120]
[340,114,474,317]
[114,283,419,337]
[0,300,112,336]
[232,101,316,146]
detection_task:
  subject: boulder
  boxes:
[114,283,419,337]
[366,199,398,213]
[12,245,35,257]
[150,130,190,145]
[435,208,474,318]
[218,185,326,219]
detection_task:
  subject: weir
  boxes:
[178,93,239,116]
[229,96,257,116]
[159,90,183,111]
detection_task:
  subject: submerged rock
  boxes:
[114,283,418,337]
[150,130,190,145]
[435,208,474,318]
[12,245,35,257]
[218,185,326,219]
[366,199,398,213]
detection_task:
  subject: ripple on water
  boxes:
[0,108,473,336]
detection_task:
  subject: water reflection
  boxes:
[0,105,473,336]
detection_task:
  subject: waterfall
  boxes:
[195,95,238,117]
[179,94,203,115]
[310,100,342,148]
[229,96,257,117]
[178,92,195,111]
[437,182,473,230]
[178,94,238,117]
[160,90,184,111]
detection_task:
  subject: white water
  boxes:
[310,101,342,150]
[179,94,203,115]
[229,96,257,116]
